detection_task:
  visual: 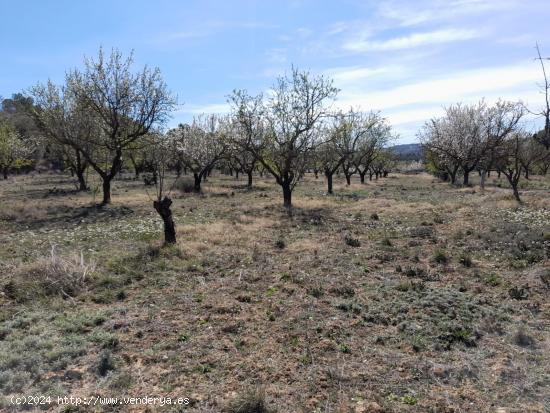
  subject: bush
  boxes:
[174,177,196,193]
[97,351,116,376]
[458,253,473,267]
[344,235,361,247]
[226,387,273,413]
[433,250,448,264]
[275,238,286,249]
[142,173,157,186]
[513,328,536,348]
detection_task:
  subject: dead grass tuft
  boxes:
[5,246,96,301]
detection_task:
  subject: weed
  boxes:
[226,387,272,413]
[459,253,473,267]
[344,235,361,247]
[433,249,448,264]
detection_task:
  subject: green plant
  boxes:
[458,253,473,267]
[401,394,418,405]
[485,274,502,286]
[433,249,448,264]
[508,285,529,300]
[97,351,115,376]
[275,238,286,249]
[344,235,361,247]
[339,343,351,354]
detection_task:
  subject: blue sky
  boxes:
[1,0,549,143]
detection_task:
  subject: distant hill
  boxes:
[390,143,423,160]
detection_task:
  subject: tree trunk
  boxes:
[314,170,318,179]
[326,172,333,194]
[247,171,253,188]
[235,170,239,179]
[3,168,7,179]
[480,169,486,192]
[512,185,521,203]
[76,169,88,191]
[282,182,292,208]
[153,196,177,244]
[193,173,201,193]
[345,174,351,185]
[359,171,366,183]
[463,170,470,186]
[133,161,140,178]
[524,166,529,180]
[101,178,112,205]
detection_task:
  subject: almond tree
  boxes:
[495,131,533,203]
[419,118,461,184]
[226,142,257,187]
[353,113,393,183]
[419,100,523,185]
[29,81,95,191]
[317,110,368,192]
[67,48,175,205]
[227,91,266,188]
[238,68,338,207]
[170,114,228,193]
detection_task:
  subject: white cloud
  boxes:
[377,0,518,27]
[336,63,541,111]
[344,28,481,52]
[331,62,544,141]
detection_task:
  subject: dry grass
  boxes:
[4,246,96,302]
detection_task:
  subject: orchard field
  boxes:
[1,170,549,413]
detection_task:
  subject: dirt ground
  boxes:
[0,171,549,412]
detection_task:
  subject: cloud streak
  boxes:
[344,28,481,52]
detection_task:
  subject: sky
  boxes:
[1,0,550,143]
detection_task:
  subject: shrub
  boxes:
[344,235,361,247]
[433,249,448,264]
[275,238,286,249]
[226,387,272,413]
[142,173,157,186]
[97,351,116,376]
[174,177,196,193]
[508,285,529,300]
[339,343,351,354]
[513,328,536,348]
[459,253,473,267]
